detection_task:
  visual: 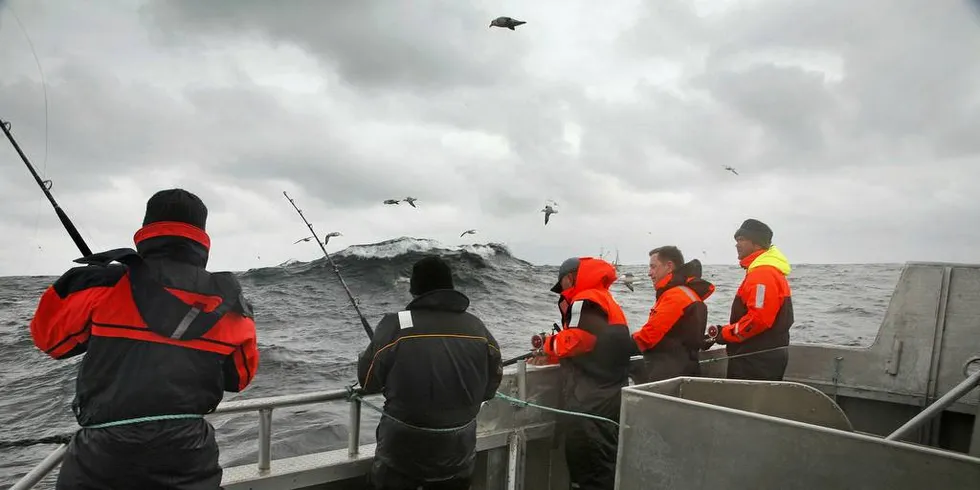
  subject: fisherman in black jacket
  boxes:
[357,256,503,490]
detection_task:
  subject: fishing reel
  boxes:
[706,325,720,341]
[530,323,562,351]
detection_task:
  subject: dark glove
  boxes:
[627,340,642,358]
[701,336,716,351]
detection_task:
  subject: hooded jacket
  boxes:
[542,257,635,416]
[357,289,502,482]
[541,257,635,490]
[29,221,259,490]
[633,259,714,383]
[721,246,794,354]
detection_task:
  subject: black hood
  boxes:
[657,259,715,300]
[406,289,470,313]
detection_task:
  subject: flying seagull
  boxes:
[722,165,739,176]
[490,16,526,30]
[383,199,400,205]
[620,272,636,292]
[460,229,477,238]
[293,236,315,244]
[323,231,343,245]
[541,204,557,225]
[403,197,418,208]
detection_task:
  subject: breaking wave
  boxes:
[241,236,533,287]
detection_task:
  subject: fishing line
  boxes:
[282,191,374,340]
[2,2,50,265]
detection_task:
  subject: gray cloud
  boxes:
[1,0,979,276]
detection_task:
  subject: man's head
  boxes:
[648,245,684,284]
[409,256,454,296]
[142,188,208,230]
[550,257,580,295]
[734,218,773,260]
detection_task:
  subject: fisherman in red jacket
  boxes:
[29,188,260,490]
[533,257,636,490]
[704,218,794,381]
[632,245,715,383]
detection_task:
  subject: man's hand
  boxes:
[701,336,716,351]
[704,325,727,348]
[528,347,558,365]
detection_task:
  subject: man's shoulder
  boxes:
[52,264,127,297]
[742,265,791,291]
[405,308,491,336]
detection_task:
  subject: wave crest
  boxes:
[240,237,532,283]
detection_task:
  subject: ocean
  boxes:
[0,237,903,489]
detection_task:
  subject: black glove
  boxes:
[701,336,715,351]
[627,340,641,357]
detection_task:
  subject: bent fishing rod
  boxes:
[283,191,374,340]
[1,117,91,257]
[0,120,90,452]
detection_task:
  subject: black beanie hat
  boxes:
[410,256,454,295]
[734,218,773,248]
[142,189,208,230]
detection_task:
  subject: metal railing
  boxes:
[10,388,376,490]
[886,365,980,441]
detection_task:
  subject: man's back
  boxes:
[358,256,502,489]
[360,289,501,427]
[29,188,260,490]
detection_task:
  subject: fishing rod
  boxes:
[0,120,91,452]
[1,118,91,257]
[501,327,553,366]
[502,351,536,367]
[282,191,374,340]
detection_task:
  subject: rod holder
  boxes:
[257,408,273,471]
[348,398,362,458]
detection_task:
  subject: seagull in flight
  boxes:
[460,229,477,238]
[323,231,343,245]
[620,272,636,292]
[722,165,739,176]
[542,204,557,225]
[383,199,400,205]
[489,16,526,30]
[403,197,418,208]
[293,236,315,244]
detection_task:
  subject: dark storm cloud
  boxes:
[0,65,194,193]
[141,0,533,93]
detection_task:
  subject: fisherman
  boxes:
[632,246,715,383]
[357,256,503,490]
[531,256,635,490]
[704,218,794,381]
[29,188,260,490]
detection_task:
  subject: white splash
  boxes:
[335,236,502,261]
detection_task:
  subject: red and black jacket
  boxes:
[721,248,794,355]
[543,258,636,418]
[633,259,714,382]
[29,221,259,428]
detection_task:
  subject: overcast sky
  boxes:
[1,0,979,277]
